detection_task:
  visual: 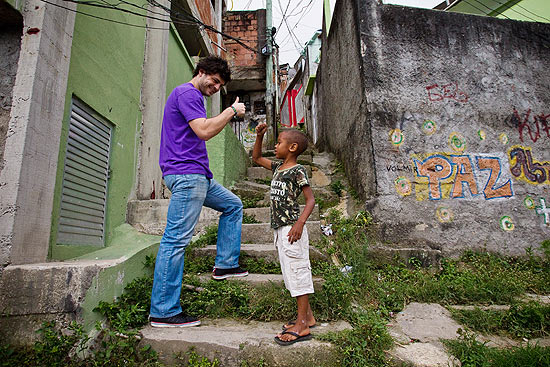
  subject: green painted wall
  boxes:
[223,126,250,186]
[50,1,147,259]
[77,224,160,332]
[166,25,195,96]
[6,0,23,12]
[449,0,549,23]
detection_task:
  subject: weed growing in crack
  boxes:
[242,213,260,224]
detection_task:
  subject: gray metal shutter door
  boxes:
[57,100,112,246]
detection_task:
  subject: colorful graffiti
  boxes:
[422,120,437,135]
[436,207,453,223]
[535,198,550,226]
[499,133,509,145]
[390,129,404,147]
[478,130,486,141]
[524,195,536,209]
[500,216,515,231]
[507,108,550,143]
[395,177,412,196]
[425,82,469,103]
[449,132,466,152]
[509,146,550,185]
[412,152,513,201]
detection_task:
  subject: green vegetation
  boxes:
[242,195,266,209]
[189,225,218,248]
[450,302,550,340]
[444,330,550,367]
[329,180,344,197]
[2,207,549,366]
[242,213,260,224]
[254,178,272,186]
[0,321,160,367]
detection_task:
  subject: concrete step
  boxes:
[231,180,270,200]
[197,273,324,289]
[191,243,327,262]
[244,204,319,222]
[127,200,223,236]
[128,200,321,236]
[242,222,321,243]
[140,319,351,366]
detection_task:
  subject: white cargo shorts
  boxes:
[273,225,314,297]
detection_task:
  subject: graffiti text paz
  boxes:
[413,153,513,201]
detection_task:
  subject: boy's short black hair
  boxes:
[193,56,231,83]
[281,129,308,156]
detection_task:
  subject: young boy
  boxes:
[252,123,316,346]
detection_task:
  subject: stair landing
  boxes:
[140,319,351,366]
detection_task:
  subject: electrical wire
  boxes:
[156,0,261,53]
[275,0,291,34]
[276,0,315,50]
[39,0,169,29]
[44,0,263,54]
[490,0,550,23]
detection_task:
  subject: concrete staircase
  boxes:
[129,151,352,366]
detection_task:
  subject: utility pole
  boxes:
[265,0,274,135]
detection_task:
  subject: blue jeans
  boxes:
[149,174,243,318]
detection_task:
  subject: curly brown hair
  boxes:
[193,56,231,83]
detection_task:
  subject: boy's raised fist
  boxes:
[256,123,268,136]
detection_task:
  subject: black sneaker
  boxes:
[212,266,249,280]
[150,313,201,328]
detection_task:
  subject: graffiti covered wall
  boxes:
[318,0,550,256]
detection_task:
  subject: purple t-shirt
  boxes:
[159,83,213,179]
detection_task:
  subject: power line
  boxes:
[461,0,550,45]
[490,0,550,23]
[276,0,315,50]
[40,0,169,29]
[157,0,262,53]
[55,0,263,54]
[275,0,291,34]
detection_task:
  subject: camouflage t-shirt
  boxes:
[270,161,310,229]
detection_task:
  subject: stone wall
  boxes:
[318,0,550,257]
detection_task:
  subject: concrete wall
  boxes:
[0,0,76,266]
[135,1,171,201]
[318,0,550,257]
[0,5,22,173]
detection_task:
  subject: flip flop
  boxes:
[282,321,316,330]
[274,331,313,346]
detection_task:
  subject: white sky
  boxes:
[229,0,443,65]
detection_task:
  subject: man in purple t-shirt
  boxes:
[150,56,247,328]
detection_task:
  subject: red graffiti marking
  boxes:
[426,82,469,103]
[511,109,550,143]
[27,27,40,34]
[509,146,550,184]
